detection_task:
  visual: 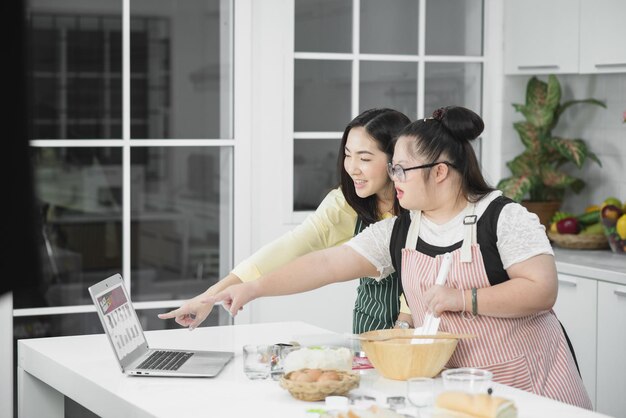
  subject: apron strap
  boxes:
[404,210,421,249]
[460,203,477,263]
[404,204,477,258]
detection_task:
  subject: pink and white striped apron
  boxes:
[401,207,592,409]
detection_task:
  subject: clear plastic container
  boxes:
[441,368,493,394]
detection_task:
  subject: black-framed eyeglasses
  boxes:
[386,161,456,182]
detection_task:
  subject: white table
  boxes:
[17,321,611,418]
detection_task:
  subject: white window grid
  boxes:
[289,0,486,222]
[15,0,244,318]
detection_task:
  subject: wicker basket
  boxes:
[280,369,360,401]
[547,231,609,250]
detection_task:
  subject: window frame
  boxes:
[14,0,252,320]
[288,0,487,223]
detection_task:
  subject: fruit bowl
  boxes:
[547,231,609,250]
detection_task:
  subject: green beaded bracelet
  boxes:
[471,287,478,316]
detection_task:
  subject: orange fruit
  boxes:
[617,214,626,240]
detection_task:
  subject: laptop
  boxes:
[88,274,233,377]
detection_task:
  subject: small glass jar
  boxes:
[442,368,493,394]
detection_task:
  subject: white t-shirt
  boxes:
[346,191,554,280]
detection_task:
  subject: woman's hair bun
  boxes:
[437,106,484,142]
[432,107,446,121]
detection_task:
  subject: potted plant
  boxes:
[497,75,605,227]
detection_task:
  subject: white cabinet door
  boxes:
[596,281,626,416]
[580,0,626,73]
[553,274,597,408]
[504,0,580,75]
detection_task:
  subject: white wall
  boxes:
[501,74,626,212]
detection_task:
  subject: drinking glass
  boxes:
[242,344,272,380]
[407,377,434,409]
[270,343,298,380]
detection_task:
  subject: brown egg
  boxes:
[317,371,340,382]
[305,368,323,381]
[288,371,304,381]
[294,370,316,382]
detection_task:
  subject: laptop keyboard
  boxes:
[137,350,194,371]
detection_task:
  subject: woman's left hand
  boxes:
[423,285,463,317]
[208,281,260,317]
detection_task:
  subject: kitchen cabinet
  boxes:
[504,0,579,75]
[553,273,597,408]
[579,0,626,73]
[596,281,626,416]
[504,0,626,75]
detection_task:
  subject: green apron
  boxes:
[351,216,403,334]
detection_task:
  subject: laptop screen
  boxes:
[94,282,147,361]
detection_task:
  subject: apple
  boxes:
[556,217,580,234]
[601,204,623,224]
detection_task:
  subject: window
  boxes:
[29,13,166,140]
[292,0,484,212]
[18,0,234,329]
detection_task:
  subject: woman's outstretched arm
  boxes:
[211,245,379,316]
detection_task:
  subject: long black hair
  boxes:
[337,108,411,225]
[398,106,494,202]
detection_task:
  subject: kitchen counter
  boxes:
[554,247,626,285]
[18,321,610,418]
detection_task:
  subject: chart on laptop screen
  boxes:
[96,285,146,359]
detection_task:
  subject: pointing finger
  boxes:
[188,314,204,331]
[229,298,244,316]
[157,308,180,319]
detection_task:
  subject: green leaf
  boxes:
[497,176,533,202]
[526,77,546,108]
[545,75,562,112]
[553,99,606,128]
[541,166,578,188]
[571,178,586,193]
[522,76,556,128]
[513,121,541,153]
[512,103,526,114]
[555,98,606,123]
[587,150,602,167]
[506,153,535,177]
[550,137,588,168]
[520,105,554,129]
[542,140,564,162]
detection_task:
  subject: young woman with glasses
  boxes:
[159,108,413,334]
[212,106,591,409]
